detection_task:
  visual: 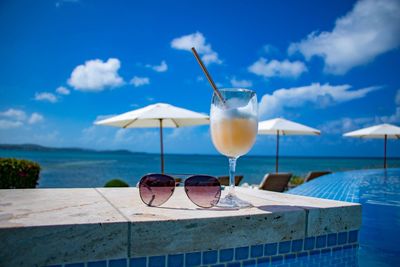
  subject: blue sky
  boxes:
[0,0,399,157]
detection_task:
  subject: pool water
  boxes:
[289,168,400,267]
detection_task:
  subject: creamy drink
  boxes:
[211,117,257,158]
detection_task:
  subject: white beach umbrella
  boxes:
[95,103,209,173]
[258,118,320,173]
[343,123,400,168]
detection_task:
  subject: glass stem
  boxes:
[228,157,237,195]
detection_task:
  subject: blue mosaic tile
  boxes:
[264,243,277,256]
[337,232,348,245]
[284,253,296,263]
[88,260,107,267]
[321,248,331,256]
[211,265,224,267]
[185,252,201,267]
[304,237,315,250]
[130,257,147,267]
[226,262,240,267]
[250,244,263,258]
[348,230,358,243]
[109,259,127,267]
[65,264,84,267]
[149,256,165,267]
[45,265,62,267]
[343,244,353,250]
[256,257,270,267]
[291,239,303,252]
[235,246,249,260]
[278,241,291,254]
[309,250,320,256]
[315,235,327,248]
[220,248,234,262]
[327,233,337,247]
[332,247,343,258]
[270,255,283,265]
[168,254,184,267]
[297,252,308,258]
[202,250,217,265]
[243,259,256,267]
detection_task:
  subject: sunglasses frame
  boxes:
[138,173,222,208]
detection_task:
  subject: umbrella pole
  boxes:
[159,119,164,174]
[276,131,279,173]
[384,134,387,169]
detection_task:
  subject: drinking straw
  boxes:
[191,47,225,104]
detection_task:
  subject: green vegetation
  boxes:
[290,175,304,186]
[0,158,41,189]
[104,178,129,187]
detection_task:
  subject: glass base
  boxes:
[217,193,253,209]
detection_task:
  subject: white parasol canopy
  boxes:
[343,123,400,168]
[95,103,209,173]
[258,118,320,173]
[258,118,321,135]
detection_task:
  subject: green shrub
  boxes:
[104,178,129,187]
[0,158,41,189]
[290,175,304,186]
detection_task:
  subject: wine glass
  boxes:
[210,88,258,208]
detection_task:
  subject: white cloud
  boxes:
[0,108,26,121]
[378,107,400,124]
[171,32,222,65]
[248,58,307,78]
[321,90,400,134]
[147,60,168,72]
[28,113,44,124]
[130,76,150,87]
[258,83,379,117]
[0,120,23,129]
[0,108,43,129]
[56,86,70,95]
[288,0,400,74]
[230,77,253,88]
[34,92,58,103]
[68,58,124,91]
[319,117,374,134]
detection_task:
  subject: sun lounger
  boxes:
[304,171,332,183]
[258,173,292,192]
[218,175,243,186]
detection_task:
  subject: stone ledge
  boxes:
[0,188,361,266]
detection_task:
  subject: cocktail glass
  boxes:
[210,88,258,208]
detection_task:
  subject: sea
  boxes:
[1,149,399,188]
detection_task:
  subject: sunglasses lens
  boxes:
[185,175,221,208]
[139,174,175,207]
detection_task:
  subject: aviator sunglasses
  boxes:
[138,174,221,208]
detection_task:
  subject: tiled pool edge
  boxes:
[52,230,359,267]
[0,188,361,267]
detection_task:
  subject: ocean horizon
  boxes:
[1,145,399,188]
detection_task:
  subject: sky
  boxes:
[0,0,400,157]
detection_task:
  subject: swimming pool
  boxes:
[288,168,400,266]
